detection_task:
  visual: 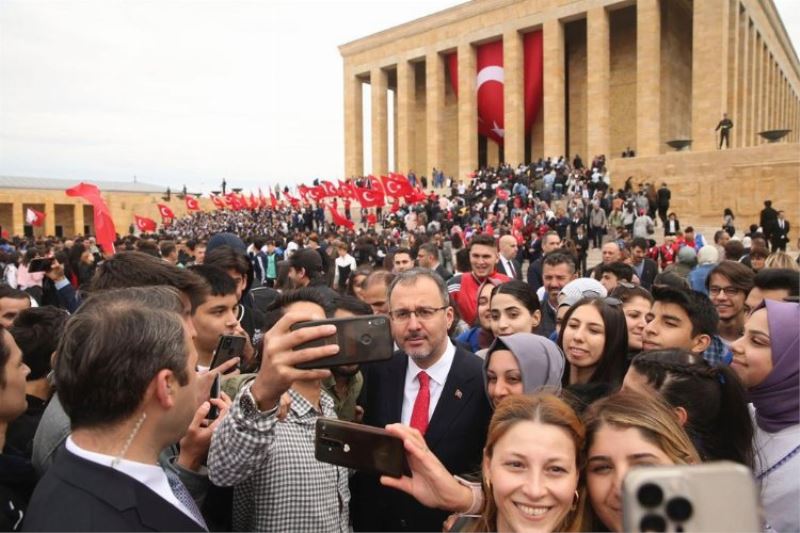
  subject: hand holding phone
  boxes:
[249,311,339,411]
[291,315,393,369]
[315,418,409,478]
[207,374,221,420]
[28,257,54,273]
[210,335,246,372]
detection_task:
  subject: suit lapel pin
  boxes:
[455,389,463,400]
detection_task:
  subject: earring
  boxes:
[571,490,580,511]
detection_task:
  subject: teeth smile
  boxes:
[517,504,550,517]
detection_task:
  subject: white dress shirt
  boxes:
[501,256,516,277]
[65,436,203,526]
[401,339,456,425]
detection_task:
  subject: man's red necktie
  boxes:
[410,371,430,435]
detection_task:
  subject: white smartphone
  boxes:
[622,461,762,532]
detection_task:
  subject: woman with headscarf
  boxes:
[730,300,799,533]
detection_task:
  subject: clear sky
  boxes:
[0,0,797,194]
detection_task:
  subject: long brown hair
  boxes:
[476,393,586,532]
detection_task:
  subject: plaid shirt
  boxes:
[207,383,349,532]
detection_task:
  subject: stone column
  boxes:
[543,18,566,158]
[747,28,758,146]
[503,29,525,165]
[44,200,55,236]
[457,42,478,180]
[587,7,610,159]
[343,69,364,178]
[753,34,763,144]
[426,52,444,176]
[691,0,730,151]
[735,11,748,148]
[636,0,661,156]
[396,60,415,174]
[74,203,84,237]
[371,67,388,175]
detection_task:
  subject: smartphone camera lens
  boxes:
[639,514,666,532]
[666,497,693,522]
[360,334,372,345]
[373,317,386,326]
[637,483,664,507]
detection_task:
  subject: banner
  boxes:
[329,206,354,230]
[65,182,117,254]
[134,215,157,232]
[157,203,175,219]
[25,207,45,227]
[185,195,200,211]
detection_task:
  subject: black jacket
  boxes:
[352,347,491,532]
[0,453,36,532]
[23,449,204,532]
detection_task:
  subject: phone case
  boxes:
[622,461,762,532]
[292,315,393,369]
[210,335,246,370]
[315,418,408,478]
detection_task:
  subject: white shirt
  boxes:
[401,339,456,425]
[65,436,203,527]
[501,256,516,277]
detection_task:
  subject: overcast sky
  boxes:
[0,0,797,194]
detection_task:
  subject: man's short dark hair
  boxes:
[393,247,413,259]
[631,237,649,251]
[205,245,250,277]
[289,249,324,280]
[10,306,69,381]
[724,240,745,261]
[332,295,372,316]
[388,268,448,307]
[597,262,635,282]
[91,251,207,309]
[56,287,189,430]
[0,286,29,302]
[418,242,439,259]
[706,260,755,293]
[753,268,800,296]
[188,265,238,299]
[468,234,496,251]
[713,230,727,244]
[159,240,177,258]
[136,239,160,257]
[652,285,719,337]
[262,288,335,332]
[542,251,577,274]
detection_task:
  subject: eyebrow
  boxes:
[660,313,684,322]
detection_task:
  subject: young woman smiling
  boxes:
[489,281,542,338]
[582,392,701,532]
[729,300,799,533]
[608,284,653,356]
[557,297,628,406]
[457,279,502,354]
[381,393,586,533]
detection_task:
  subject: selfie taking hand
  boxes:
[250,311,337,411]
[177,392,232,471]
[379,424,473,513]
[232,324,256,368]
[196,357,240,405]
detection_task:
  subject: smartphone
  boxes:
[28,257,54,273]
[210,335,246,371]
[315,418,409,478]
[291,315,393,369]
[207,374,221,421]
[622,461,762,532]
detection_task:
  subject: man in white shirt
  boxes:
[25,287,225,532]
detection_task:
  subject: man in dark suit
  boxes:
[527,231,562,291]
[630,237,659,290]
[416,242,452,281]
[24,288,209,532]
[496,234,522,280]
[353,269,491,532]
[759,200,779,248]
[771,210,790,252]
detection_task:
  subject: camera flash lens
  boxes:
[637,483,664,507]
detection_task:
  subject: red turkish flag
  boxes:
[404,188,427,204]
[369,176,385,195]
[25,208,45,227]
[390,199,401,213]
[353,186,384,208]
[249,193,258,210]
[381,174,413,197]
[367,213,377,225]
[496,188,510,201]
[307,186,325,202]
[329,206,354,229]
[211,195,226,209]
[258,188,267,208]
[65,182,117,254]
[321,181,338,197]
[298,185,310,200]
[134,215,157,232]
[447,31,543,144]
[157,203,175,219]
[285,193,300,207]
[338,180,354,199]
[185,195,200,211]
[269,193,278,209]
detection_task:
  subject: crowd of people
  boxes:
[0,156,797,532]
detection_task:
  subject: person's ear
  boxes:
[691,334,711,355]
[673,406,689,427]
[153,369,176,409]
[530,310,542,330]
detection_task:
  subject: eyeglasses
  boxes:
[709,286,743,297]
[388,306,448,322]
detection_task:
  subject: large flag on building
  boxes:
[25,208,45,227]
[447,31,543,144]
[65,182,117,254]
